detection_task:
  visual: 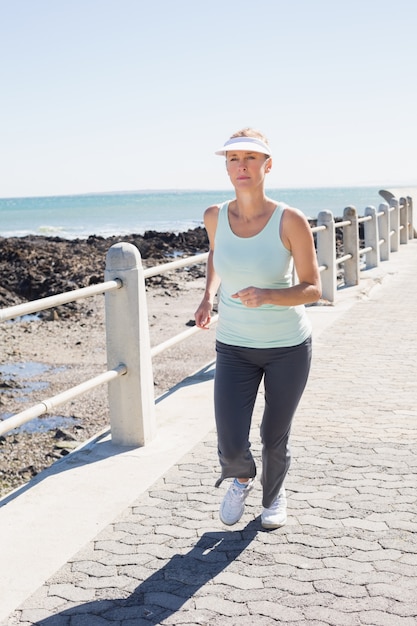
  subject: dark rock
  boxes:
[54,428,77,441]
[0,228,209,313]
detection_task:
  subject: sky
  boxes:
[0,0,416,198]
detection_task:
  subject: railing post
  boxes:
[104,242,156,447]
[317,210,336,303]
[342,206,360,286]
[378,203,390,262]
[407,196,416,238]
[364,206,379,269]
[390,198,400,252]
[399,197,409,245]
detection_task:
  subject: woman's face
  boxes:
[225,150,271,189]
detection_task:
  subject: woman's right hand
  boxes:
[194,299,213,329]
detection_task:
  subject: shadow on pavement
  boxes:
[35,519,260,625]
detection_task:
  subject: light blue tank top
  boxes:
[213,201,312,348]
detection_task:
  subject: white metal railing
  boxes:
[0,194,414,447]
[313,195,414,303]
[0,280,122,323]
[0,247,217,444]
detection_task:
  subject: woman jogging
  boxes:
[194,128,321,529]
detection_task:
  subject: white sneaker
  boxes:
[261,489,287,529]
[219,478,254,526]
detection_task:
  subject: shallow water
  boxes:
[0,361,71,432]
[0,361,49,380]
[0,412,79,434]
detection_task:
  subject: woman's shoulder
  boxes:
[203,203,220,224]
[280,204,309,224]
[203,200,230,223]
[280,205,313,246]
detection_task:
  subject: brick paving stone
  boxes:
[367,583,416,603]
[281,592,337,609]
[247,600,304,621]
[211,572,263,590]
[218,588,272,603]
[348,548,403,562]
[340,518,389,531]
[208,617,273,626]
[290,568,347,582]
[303,605,363,625]
[389,602,417,618]
[46,584,95,603]
[313,579,369,598]
[320,556,375,573]
[92,539,140,555]
[294,514,345,528]
[332,536,382,551]
[264,577,316,596]
[76,575,133,591]
[194,595,248,617]
[360,612,417,626]
[329,596,393,613]
[348,571,404,586]
[399,553,417,565]
[73,614,123,625]
[71,562,118,578]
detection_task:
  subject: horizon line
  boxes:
[1,182,417,202]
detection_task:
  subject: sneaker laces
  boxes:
[228,481,250,502]
[223,480,251,514]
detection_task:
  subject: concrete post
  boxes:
[317,210,336,303]
[104,242,156,447]
[378,203,390,262]
[390,198,400,252]
[364,206,379,269]
[342,206,360,286]
[407,196,416,237]
[399,197,409,245]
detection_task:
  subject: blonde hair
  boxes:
[230,128,270,147]
[228,128,271,158]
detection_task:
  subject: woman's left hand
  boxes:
[232,287,266,307]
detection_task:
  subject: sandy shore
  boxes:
[0,272,216,497]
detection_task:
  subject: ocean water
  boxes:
[0,186,403,240]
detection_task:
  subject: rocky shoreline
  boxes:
[0,228,212,498]
[0,227,209,310]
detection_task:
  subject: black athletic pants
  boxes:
[214,336,312,508]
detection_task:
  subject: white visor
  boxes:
[215,136,271,156]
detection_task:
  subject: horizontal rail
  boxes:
[151,314,219,357]
[0,279,122,323]
[0,364,127,436]
[142,252,215,359]
[143,252,208,278]
[336,253,352,266]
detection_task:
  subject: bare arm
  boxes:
[194,205,221,329]
[232,208,322,308]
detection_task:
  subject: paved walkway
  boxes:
[1,240,417,626]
